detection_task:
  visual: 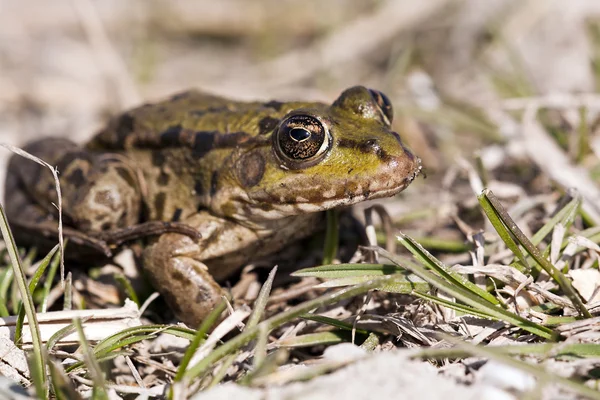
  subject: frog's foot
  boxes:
[143,231,223,327]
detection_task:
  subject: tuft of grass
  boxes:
[479,189,591,318]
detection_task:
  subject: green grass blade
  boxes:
[0,202,47,396]
[397,233,500,305]
[73,318,108,400]
[93,324,194,356]
[48,360,83,400]
[478,191,530,270]
[322,209,339,265]
[314,274,429,293]
[47,321,78,351]
[301,314,369,335]
[293,263,405,278]
[39,246,61,313]
[278,331,351,348]
[0,269,13,317]
[114,274,139,306]
[530,192,581,246]
[374,247,557,340]
[174,299,227,383]
[15,245,59,345]
[247,266,277,330]
[63,273,72,311]
[413,291,505,320]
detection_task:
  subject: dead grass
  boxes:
[2,0,600,398]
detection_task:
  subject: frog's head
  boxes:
[215,86,421,221]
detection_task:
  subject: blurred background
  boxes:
[2,0,600,222]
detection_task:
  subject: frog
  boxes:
[4,86,421,326]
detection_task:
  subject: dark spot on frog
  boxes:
[194,179,204,196]
[55,151,92,172]
[159,125,183,145]
[114,113,135,146]
[257,201,274,211]
[192,131,254,159]
[195,289,213,304]
[338,138,390,162]
[154,192,166,219]
[191,131,217,159]
[157,171,170,186]
[258,116,280,135]
[170,268,186,282]
[210,171,219,196]
[172,208,182,222]
[170,91,191,101]
[64,167,85,187]
[117,210,129,226]
[236,151,265,188]
[189,106,227,118]
[264,100,283,111]
[115,167,138,188]
[151,151,165,167]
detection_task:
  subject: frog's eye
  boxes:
[368,89,393,125]
[274,115,331,169]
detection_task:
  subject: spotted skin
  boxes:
[5,86,421,326]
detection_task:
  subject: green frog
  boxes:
[4,86,420,326]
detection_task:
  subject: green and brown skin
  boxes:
[5,86,420,326]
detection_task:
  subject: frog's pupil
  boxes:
[290,128,310,142]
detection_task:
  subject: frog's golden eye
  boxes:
[274,115,331,169]
[368,89,393,125]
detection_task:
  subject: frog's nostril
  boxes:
[361,139,381,154]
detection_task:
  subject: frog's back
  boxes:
[87,90,313,151]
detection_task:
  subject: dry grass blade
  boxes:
[0,144,64,283]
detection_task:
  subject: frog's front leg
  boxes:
[143,211,263,326]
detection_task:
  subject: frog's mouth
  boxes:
[246,155,422,219]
